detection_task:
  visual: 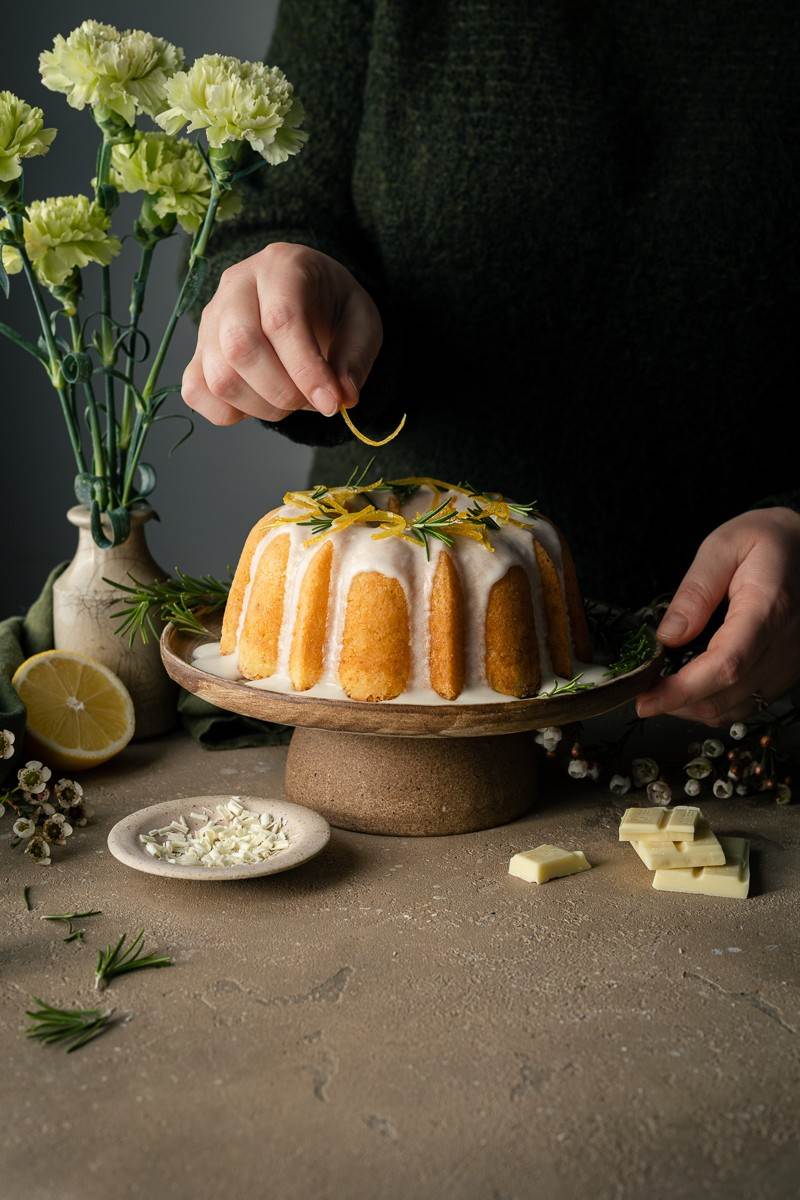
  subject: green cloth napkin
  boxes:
[0,567,289,783]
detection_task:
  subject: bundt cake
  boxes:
[214,474,592,703]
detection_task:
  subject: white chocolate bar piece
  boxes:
[631,821,725,870]
[509,844,591,885]
[619,806,701,843]
[652,837,750,899]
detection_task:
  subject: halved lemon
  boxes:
[12,650,135,771]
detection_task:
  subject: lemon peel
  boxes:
[339,402,407,447]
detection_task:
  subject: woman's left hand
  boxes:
[636,507,800,725]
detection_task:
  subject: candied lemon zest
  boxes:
[271,476,538,554]
[339,402,407,447]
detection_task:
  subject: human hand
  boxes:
[181,242,382,426]
[636,507,800,725]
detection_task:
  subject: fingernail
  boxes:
[342,374,359,409]
[657,612,688,640]
[311,388,339,417]
[636,697,655,718]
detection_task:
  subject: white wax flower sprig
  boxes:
[0,25,308,548]
[0,738,89,865]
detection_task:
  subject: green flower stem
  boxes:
[121,184,221,505]
[119,241,155,461]
[95,136,119,496]
[17,239,87,475]
[69,314,107,505]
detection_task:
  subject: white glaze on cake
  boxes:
[193,488,599,705]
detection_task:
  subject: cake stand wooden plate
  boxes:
[162,619,662,837]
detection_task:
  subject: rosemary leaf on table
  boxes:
[41,909,102,924]
[25,999,115,1053]
[105,569,231,644]
[95,930,173,991]
[23,886,32,911]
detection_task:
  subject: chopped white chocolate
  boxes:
[631,821,725,870]
[509,844,591,885]
[652,837,750,899]
[619,806,701,843]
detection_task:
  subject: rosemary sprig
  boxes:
[106,569,231,644]
[26,999,115,1053]
[64,927,86,944]
[41,909,102,924]
[406,497,460,558]
[344,457,376,489]
[95,930,173,991]
[605,623,657,678]
[23,886,32,911]
[543,673,595,697]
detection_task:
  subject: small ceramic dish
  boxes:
[107,794,330,881]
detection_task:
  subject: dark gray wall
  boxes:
[2,1,311,612]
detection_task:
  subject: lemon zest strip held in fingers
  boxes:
[339,401,407,447]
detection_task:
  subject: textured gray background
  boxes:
[1,1,310,613]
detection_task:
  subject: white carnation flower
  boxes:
[0,92,56,184]
[40,20,183,126]
[156,54,307,165]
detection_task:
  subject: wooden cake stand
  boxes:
[161,618,662,837]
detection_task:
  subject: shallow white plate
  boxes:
[107,795,330,881]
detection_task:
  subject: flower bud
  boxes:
[685,757,713,780]
[646,779,672,806]
[632,757,659,787]
[568,758,589,780]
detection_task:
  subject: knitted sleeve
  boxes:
[197,0,402,448]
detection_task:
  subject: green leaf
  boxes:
[108,506,131,546]
[0,256,9,299]
[134,463,157,497]
[74,473,97,505]
[61,351,93,384]
[104,368,147,413]
[0,320,48,364]
[153,412,194,456]
[89,501,113,550]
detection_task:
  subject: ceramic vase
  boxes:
[52,505,176,739]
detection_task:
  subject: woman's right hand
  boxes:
[181,242,383,426]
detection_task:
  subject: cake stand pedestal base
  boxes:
[285,727,538,836]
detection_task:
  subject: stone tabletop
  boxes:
[2,725,799,1200]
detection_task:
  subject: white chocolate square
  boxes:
[619,806,701,843]
[631,821,725,870]
[509,844,591,885]
[652,837,750,899]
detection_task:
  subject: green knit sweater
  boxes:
[206,1,799,607]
